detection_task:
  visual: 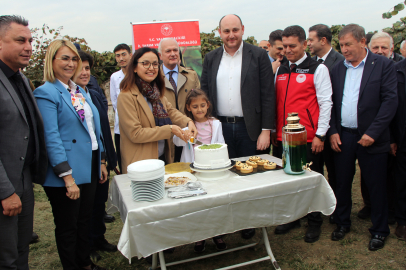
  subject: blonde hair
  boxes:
[43,39,82,83]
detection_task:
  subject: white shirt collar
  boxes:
[289,53,307,66]
[318,47,332,62]
[58,79,77,90]
[344,48,368,68]
[223,41,244,57]
[162,64,179,75]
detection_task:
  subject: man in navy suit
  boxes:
[329,24,397,250]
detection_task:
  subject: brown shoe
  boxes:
[395,225,406,240]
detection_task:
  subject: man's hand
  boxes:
[271,131,278,147]
[390,143,397,156]
[272,59,281,74]
[1,193,22,216]
[358,134,375,147]
[330,133,342,152]
[100,162,108,184]
[312,136,324,154]
[257,130,271,151]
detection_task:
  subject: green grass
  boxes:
[29,166,406,269]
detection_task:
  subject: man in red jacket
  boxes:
[271,25,333,243]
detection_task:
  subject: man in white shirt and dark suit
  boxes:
[307,24,345,225]
[201,14,275,240]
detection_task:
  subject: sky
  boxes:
[3,0,404,52]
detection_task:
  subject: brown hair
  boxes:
[338,24,365,42]
[120,47,165,95]
[184,89,213,121]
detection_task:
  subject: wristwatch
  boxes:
[315,134,326,142]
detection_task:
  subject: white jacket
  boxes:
[173,119,225,163]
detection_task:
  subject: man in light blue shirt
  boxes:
[329,24,397,251]
[341,50,368,128]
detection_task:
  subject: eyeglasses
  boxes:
[55,56,79,64]
[137,61,159,69]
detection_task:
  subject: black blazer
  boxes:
[390,59,406,148]
[89,89,117,171]
[201,42,275,141]
[312,48,345,72]
[329,51,398,154]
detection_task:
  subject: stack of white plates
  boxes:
[127,159,165,202]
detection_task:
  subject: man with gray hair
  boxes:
[400,40,406,58]
[369,32,404,62]
[158,37,200,162]
[329,24,397,250]
[0,15,48,269]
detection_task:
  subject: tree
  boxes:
[26,24,119,88]
[383,2,405,19]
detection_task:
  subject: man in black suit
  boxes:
[201,14,275,239]
[308,24,345,224]
[329,24,397,251]
[392,58,406,240]
[75,51,118,261]
[0,15,48,269]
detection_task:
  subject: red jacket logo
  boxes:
[296,74,307,83]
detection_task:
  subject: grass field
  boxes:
[29,166,406,269]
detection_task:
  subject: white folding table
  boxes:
[107,155,336,269]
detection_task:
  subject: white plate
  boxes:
[164,172,197,188]
[127,159,165,173]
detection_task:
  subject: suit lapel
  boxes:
[177,70,187,90]
[241,42,252,87]
[0,69,28,125]
[211,48,223,96]
[359,52,377,98]
[323,50,336,69]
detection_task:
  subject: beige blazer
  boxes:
[117,85,191,173]
[161,64,201,115]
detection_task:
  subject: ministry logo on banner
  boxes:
[161,24,173,36]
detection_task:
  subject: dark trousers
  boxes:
[115,134,122,173]
[360,154,395,215]
[333,130,389,236]
[0,167,34,270]
[394,141,406,225]
[321,138,336,193]
[221,121,257,159]
[174,145,183,162]
[275,140,323,227]
[44,151,98,270]
[89,177,109,247]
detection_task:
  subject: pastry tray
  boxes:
[229,160,283,176]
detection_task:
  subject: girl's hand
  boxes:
[63,175,80,200]
[172,125,188,142]
[100,162,108,184]
[188,121,198,138]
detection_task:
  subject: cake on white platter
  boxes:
[194,143,231,169]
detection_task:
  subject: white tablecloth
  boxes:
[107,155,336,260]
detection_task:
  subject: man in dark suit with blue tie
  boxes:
[329,24,398,251]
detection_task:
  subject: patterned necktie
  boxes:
[290,63,297,73]
[168,71,177,92]
[318,59,324,63]
[168,71,178,108]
